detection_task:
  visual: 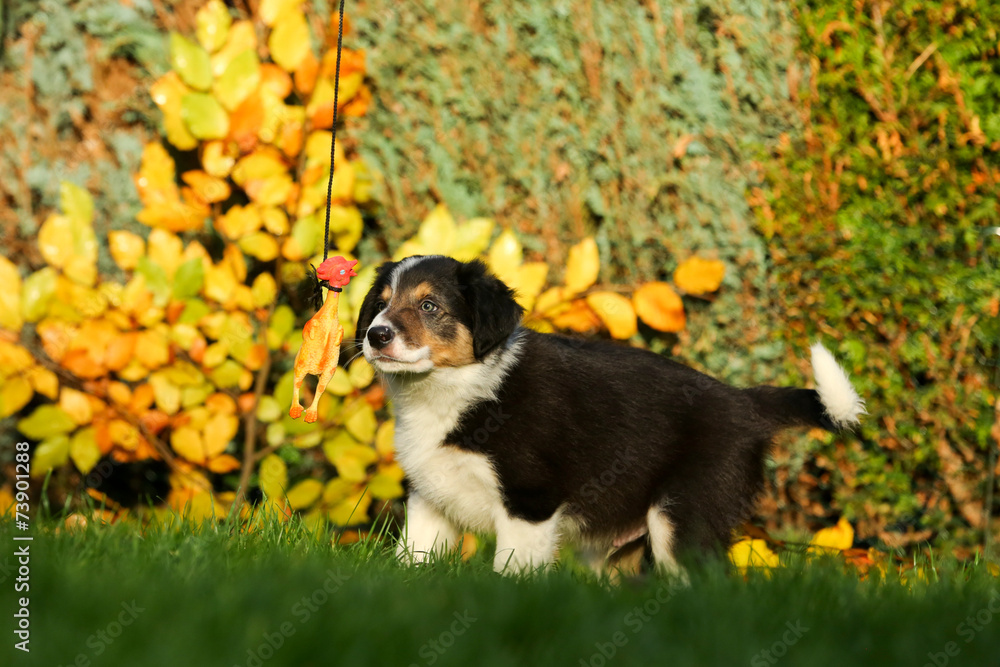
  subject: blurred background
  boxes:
[0,0,997,557]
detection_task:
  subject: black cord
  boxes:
[322,0,347,263]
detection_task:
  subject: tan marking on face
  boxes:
[380,285,392,303]
[383,282,475,367]
[427,323,476,367]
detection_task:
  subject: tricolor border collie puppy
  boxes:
[357,256,865,575]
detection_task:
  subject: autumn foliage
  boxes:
[0,0,727,534]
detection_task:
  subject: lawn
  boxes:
[1,515,998,667]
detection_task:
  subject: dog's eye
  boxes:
[420,300,438,313]
[375,301,386,312]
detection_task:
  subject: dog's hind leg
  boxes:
[647,505,688,582]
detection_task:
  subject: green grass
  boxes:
[1,516,998,667]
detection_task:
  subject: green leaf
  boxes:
[181,93,230,140]
[60,182,94,226]
[17,405,77,440]
[214,49,260,111]
[173,258,206,300]
[21,267,58,323]
[70,427,101,475]
[170,32,213,91]
[31,435,71,476]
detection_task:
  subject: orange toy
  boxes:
[289,256,358,423]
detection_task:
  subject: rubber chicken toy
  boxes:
[289,256,358,423]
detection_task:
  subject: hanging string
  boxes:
[322,0,347,266]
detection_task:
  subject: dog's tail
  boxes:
[746,343,866,432]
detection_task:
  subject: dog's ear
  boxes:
[355,261,397,347]
[456,260,523,359]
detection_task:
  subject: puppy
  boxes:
[357,256,865,575]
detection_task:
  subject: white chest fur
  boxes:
[386,335,523,533]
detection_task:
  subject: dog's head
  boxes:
[356,256,523,374]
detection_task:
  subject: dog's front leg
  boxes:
[397,492,459,565]
[493,513,560,575]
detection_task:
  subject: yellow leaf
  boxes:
[418,204,457,256]
[324,367,354,396]
[286,478,323,510]
[69,427,101,475]
[259,0,303,27]
[136,142,178,201]
[195,0,232,53]
[367,469,404,500]
[203,413,238,459]
[201,140,238,178]
[565,237,600,295]
[328,490,371,526]
[728,538,779,572]
[0,375,33,418]
[343,400,377,443]
[808,517,854,554]
[487,229,523,284]
[149,372,182,415]
[328,206,364,252]
[673,257,726,295]
[507,262,549,312]
[182,171,231,204]
[171,426,205,463]
[452,218,495,261]
[259,454,288,499]
[239,232,280,261]
[170,32,213,91]
[38,212,98,286]
[59,387,93,425]
[0,256,23,332]
[251,273,278,308]
[332,444,378,482]
[374,420,395,459]
[633,282,686,333]
[269,10,311,72]
[586,291,638,339]
[108,231,146,271]
[21,267,56,323]
[211,20,257,77]
[27,366,59,399]
[151,72,198,151]
[348,358,375,389]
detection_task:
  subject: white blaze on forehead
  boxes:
[389,255,437,294]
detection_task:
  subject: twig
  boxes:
[233,300,278,509]
[904,42,938,80]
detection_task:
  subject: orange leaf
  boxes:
[207,453,241,473]
[259,64,293,99]
[633,282,686,332]
[673,257,725,295]
[550,299,601,333]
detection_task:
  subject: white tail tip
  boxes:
[810,343,866,429]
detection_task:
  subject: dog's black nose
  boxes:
[367,325,394,349]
